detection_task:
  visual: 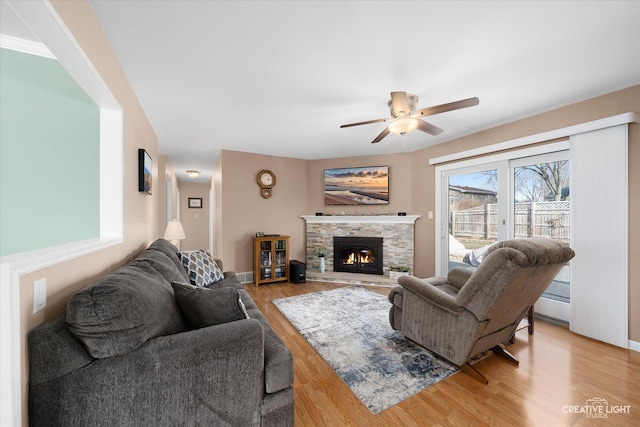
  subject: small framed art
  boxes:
[188,198,203,208]
[138,149,152,195]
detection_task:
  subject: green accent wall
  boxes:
[0,48,100,256]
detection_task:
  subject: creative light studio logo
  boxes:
[562,397,631,419]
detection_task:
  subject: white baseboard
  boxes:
[534,297,570,323]
[628,339,640,353]
[237,271,254,284]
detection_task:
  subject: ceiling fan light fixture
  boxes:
[186,170,200,178]
[388,117,419,135]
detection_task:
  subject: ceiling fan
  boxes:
[340,92,479,143]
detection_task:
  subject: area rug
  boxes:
[273,286,457,414]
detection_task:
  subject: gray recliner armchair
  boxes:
[389,238,575,383]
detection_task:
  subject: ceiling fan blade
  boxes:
[417,119,444,136]
[390,91,410,116]
[340,118,390,128]
[415,97,479,118]
[372,127,390,143]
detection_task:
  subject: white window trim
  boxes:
[430,112,639,166]
[0,1,123,426]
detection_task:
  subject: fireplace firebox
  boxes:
[333,236,383,275]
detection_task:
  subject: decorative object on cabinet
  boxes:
[188,197,202,208]
[138,149,152,195]
[253,235,290,286]
[257,169,276,198]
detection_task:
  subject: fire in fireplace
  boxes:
[333,236,383,275]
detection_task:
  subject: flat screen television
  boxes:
[324,166,389,205]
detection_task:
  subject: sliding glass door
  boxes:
[439,150,570,321]
[511,152,570,307]
[442,163,507,272]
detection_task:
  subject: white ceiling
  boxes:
[5,2,640,183]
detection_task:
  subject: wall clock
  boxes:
[257,170,275,188]
[257,170,275,198]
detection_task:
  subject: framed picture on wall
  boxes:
[324,165,389,205]
[188,198,202,208]
[138,149,152,195]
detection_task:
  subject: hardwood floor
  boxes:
[245,281,640,426]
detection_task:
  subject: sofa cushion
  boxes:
[66,261,185,358]
[133,249,189,284]
[205,274,244,290]
[171,282,249,329]
[179,250,224,287]
[246,308,295,393]
[147,239,190,282]
[237,288,258,310]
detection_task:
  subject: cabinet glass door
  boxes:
[274,239,286,278]
[260,240,272,280]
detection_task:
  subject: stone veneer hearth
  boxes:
[301,215,420,274]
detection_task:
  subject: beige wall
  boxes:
[308,153,415,215]
[157,154,179,237]
[179,181,211,251]
[17,1,161,424]
[216,85,640,343]
[217,150,310,272]
[213,155,223,259]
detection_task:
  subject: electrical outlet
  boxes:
[33,278,47,314]
[428,211,434,219]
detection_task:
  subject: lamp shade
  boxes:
[388,117,419,135]
[164,219,186,243]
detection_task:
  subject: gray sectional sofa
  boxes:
[28,239,294,426]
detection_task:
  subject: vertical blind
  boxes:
[570,124,628,348]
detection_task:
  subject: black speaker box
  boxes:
[289,260,306,284]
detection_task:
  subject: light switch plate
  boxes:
[33,278,47,314]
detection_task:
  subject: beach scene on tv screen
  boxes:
[324,166,389,205]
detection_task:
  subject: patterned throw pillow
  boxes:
[179,250,224,287]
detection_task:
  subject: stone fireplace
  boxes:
[302,215,420,274]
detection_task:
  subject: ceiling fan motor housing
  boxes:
[388,93,418,117]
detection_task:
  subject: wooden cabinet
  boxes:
[253,236,290,286]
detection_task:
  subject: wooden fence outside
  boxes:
[450,201,570,243]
